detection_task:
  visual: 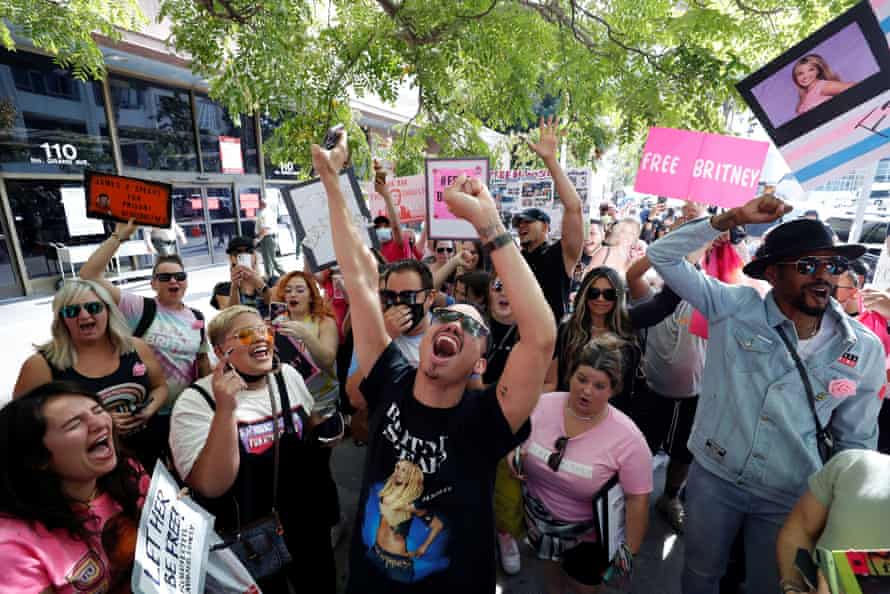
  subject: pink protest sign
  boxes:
[367,174,426,223]
[424,157,489,239]
[634,127,769,208]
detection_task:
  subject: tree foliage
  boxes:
[1,0,144,80]
[3,0,860,177]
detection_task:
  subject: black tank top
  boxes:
[47,350,151,414]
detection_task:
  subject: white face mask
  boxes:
[376,228,393,243]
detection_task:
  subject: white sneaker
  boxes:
[497,531,521,575]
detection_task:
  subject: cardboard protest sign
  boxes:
[132,464,212,594]
[85,171,172,228]
[219,136,244,174]
[367,174,426,224]
[633,128,769,208]
[61,186,105,236]
[737,1,890,189]
[280,167,379,271]
[425,157,489,239]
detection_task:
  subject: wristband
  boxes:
[483,232,513,254]
[779,579,809,593]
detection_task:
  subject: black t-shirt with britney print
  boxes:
[347,342,530,594]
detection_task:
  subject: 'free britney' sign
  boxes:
[634,127,770,208]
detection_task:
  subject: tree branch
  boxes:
[375,0,499,46]
[732,0,784,16]
[194,0,264,23]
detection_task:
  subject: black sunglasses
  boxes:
[587,287,618,301]
[155,272,188,282]
[436,247,455,254]
[380,289,428,307]
[430,308,490,337]
[778,256,849,276]
[547,436,569,471]
[60,301,105,319]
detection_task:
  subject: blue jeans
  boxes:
[682,461,791,594]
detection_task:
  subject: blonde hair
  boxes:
[208,305,262,347]
[378,459,424,528]
[793,54,840,92]
[38,279,134,370]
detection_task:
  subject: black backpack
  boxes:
[132,296,206,344]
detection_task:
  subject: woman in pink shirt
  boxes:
[0,382,147,593]
[793,54,854,115]
[509,336,653,593]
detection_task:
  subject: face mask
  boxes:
[406,303,426,333]
[376,228,393,243]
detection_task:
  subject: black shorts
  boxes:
[561,541,610,586]
[645,390,699,465]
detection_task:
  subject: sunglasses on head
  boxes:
[228,324,274,345]
[155,272,188,282]
[436,247,455,254]
[380,289,428,307]
[547,436,569,472]
[778,256,849,276]
[587,287,618,301]
[60,301,105,318]
[430,308,490,337]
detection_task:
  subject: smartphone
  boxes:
[794,548,819,592]
[268,301,287,321]
[323,124,345,150]
[237,253,252,268]
[512,448,523,476]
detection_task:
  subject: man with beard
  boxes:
[648,193,884,594]
[314,131,555,593]
[512,117,584,323]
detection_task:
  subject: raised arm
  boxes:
[374,159,403,247]
[312,134,390,375]
[647,195,787,321]
[527,117,583,277]
[444,177,557,432]
[78,220,139,304]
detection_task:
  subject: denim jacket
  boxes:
[648,218,884,508]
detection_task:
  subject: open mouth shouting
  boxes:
[86,431,115,465]
[431,327,463,365]
[249,342,272,362]
[804,282,832,302]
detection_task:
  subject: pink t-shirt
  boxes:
[379,238,415,263]
[0,494,138,593]
[797,79,831,114]
[524,392,653,523]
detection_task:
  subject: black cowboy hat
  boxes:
[742,218,865,280]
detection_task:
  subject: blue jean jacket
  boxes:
[648,218,884,508]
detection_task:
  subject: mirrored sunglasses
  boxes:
[60,301,105,319]
[779,256,849,276]
[430,308,490,337]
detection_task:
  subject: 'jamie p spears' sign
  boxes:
[633,128,770,208]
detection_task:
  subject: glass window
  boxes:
[0,49,114,173]
[827,217,852,242]
[109,75,199,171]
[860,222,888,244]
[5,180,108,279]
[194,95,258,174]
[259,115,300,178]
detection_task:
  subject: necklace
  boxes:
[71,486,100,507]
[566,403,605,423]
[799,319,821,340]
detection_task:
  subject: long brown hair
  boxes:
[274,271,333,320]
[561,266,635,387]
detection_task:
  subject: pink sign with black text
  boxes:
[634,127,769,208]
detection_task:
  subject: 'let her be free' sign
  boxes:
[633,127,770,208]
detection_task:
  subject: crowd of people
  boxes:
[1,118,889,594]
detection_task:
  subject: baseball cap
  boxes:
[226,236,255,254]
[512,208,551,225]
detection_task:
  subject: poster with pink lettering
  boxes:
[367,174,426,224]
[634,127,769,208]
[425,157,489,239]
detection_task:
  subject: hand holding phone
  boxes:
[237,253,252,268]
[268,301,288,321]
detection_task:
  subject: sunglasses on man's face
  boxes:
[430,308,490,337]
[587,287,618,302]
[436,247,455,254]
[155,272,188,282]
[60,301,105,319]
[778,256,849,277]
[547,436,569,472]
[228,324,274,346]
[380,289,427,308]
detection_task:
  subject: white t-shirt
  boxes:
[797,313,837,360]
[169,364,314,480]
